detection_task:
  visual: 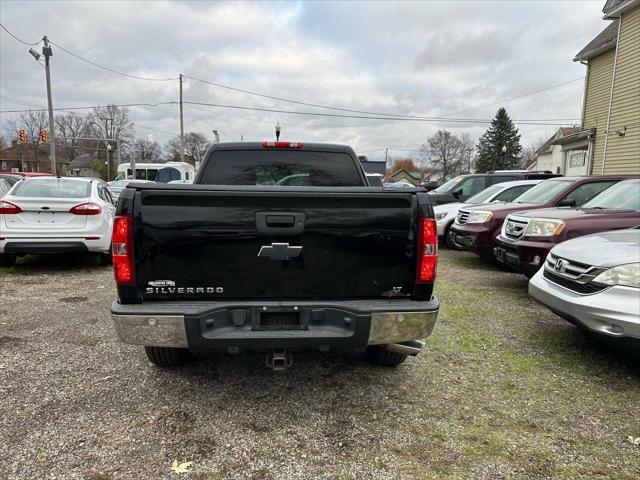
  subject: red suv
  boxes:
[494,178,640,277]
[449,176,628,259]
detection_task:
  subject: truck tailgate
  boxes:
[128,186,423,301]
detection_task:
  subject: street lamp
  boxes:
[275,122,281,141]
[493,145,506,172]
[501,145,507,170]
[105,143,112,181]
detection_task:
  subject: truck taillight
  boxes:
[112,215,135,285]
[417,218,438,283]
[69,202,102,215]
[0,201,22,214]
[261,141,303,148]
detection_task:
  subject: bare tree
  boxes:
[164,132,210,166]
[5,110,49,165]
[55,112,91,163]
[420,130,469,180]
[459,133,475,173]
[132,137,162,162]
[88,105,135,163]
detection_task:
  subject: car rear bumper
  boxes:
[529,269,640,344]
[494,236,554,276]
[111,298,439,353]
[0,236,109,254]
[3,241,89,255]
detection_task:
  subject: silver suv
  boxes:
[529,228,640,353]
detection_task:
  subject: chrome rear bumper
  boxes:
[111,299,439,352]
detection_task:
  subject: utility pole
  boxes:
[42,36,56,175]
[384,148,388,167]
[179,74,185,163]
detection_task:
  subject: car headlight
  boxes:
[524,218,565,237]
[435,212,448,221]
[466,211,493,224]
[593,263,640,288]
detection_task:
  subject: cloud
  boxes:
[0,0,606,163]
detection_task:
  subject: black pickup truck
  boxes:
[110,142,439,369]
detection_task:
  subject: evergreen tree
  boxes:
[474,108,523,172]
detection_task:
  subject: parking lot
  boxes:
[1,250,639,480]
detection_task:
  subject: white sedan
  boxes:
[435,179,542,249]
[0,177,116,267]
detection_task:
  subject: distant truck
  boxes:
[110,142,440,370]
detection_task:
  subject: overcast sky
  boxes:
[0,0,608,162]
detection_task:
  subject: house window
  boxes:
[569,151,586,168]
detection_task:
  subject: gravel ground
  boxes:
[1,250,639,480]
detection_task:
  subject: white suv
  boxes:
[0,177,116,267]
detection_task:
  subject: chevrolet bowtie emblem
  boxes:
[257,243,303,261]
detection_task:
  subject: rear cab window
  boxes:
[10,178,91,198]
[199,150,363,186]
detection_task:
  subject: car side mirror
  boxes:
[557,198,576,207]
[452,189,463,198]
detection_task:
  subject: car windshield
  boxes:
[432,175,465,193]
[466,184,503,204]
[512,180,571,205]
[11,178,91,198]
[582,179,640,211]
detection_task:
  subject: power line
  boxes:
[0,95,47,109]
[442,77,585,116]
[0,100,578,126]
[182,101,578,126]
[0,24,41,46]
[185,74,581,123]
[49,40,178,82]
[0,101,176,114]
[135,124,178,136]
[184,107,235,141]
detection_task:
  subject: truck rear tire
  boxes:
[366,345,407,367]
[0,254,17,267]
[144,346,193,367]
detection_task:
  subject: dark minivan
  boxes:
[428,171,560,205]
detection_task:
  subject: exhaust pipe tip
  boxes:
[384,340,424,356]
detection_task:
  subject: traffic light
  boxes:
[18,129,27,144]
[40,128,48,143]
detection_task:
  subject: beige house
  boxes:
[562,0,640,175]
[527,127,583,175]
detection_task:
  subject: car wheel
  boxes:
[0,253,17,267]
[144,346,193,367]
[366,345,407,367]
[445,224,464,250]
